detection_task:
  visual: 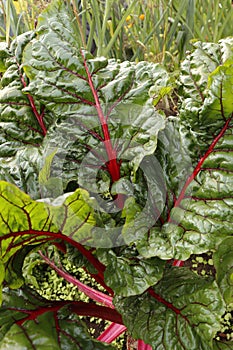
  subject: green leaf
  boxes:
[0,32,46,147]
[4,246,35,290]
[0,147,43,199]
[178,38,233,166]
[213,237,233,304]
[202,62,233,122]
[0,287,115,349]
[0,32,53,198]
[114,268,225,349]
[38,148,64,197]
[21,0,166,198]
[0,181,97,285]
[160,47,233,260]
[136,226,173,260]
[0,42,10,73]
[103,250,166,297]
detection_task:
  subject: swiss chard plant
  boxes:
[0,1,233,349]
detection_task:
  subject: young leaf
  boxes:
[114,268,225,350]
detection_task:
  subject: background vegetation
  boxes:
[1,0,233,66]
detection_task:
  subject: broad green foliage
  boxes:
[102,250,166,297]
[114,268,225,349]
[159,38,233,260]
[0,0,232,349]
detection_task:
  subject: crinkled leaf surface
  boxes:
[0,42,10,73]
[114,268,225,350]
[179,38,233,150]
[213,237,233,304]
[0,287,115,349]
[0,32,52,198]
[22,0,166,198]
[103,250,166,297]
[156,41,233,260]
[0,1,232,348]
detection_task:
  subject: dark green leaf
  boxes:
[21,0,166,199]
[0,32,53,198]
[104,250,166,296]
[160,50,233,260]
[0,42,10,73]
[179,38,233,149]
[115,268,225,349]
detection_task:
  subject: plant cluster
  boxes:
[0,0,232,349]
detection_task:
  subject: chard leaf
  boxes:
[22,0,166,199]
[179,38,233,150]
[103,250,166,297]
[0,181,105,292]
[0,261,4,304]
[0,42,10,73]
[0,148,43,199]
[0,31,46,147]
[4,246,34,290]
[159,44,233,260]
[114,268,225,350]
[0,32,52,198]
[0,287,115,349]
[213,237,233,304]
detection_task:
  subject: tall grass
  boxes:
[118,0,233,64]
[71,0,232,65]
[0,0,49,45]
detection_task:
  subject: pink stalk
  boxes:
[97,323,127,343]
[39,251,113,308]
[3,230,108,288]
[168,116,232,267]
[172,259,184,267]
[170,117,232,212]
[137,340,152,350]
[80,50,124,208]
